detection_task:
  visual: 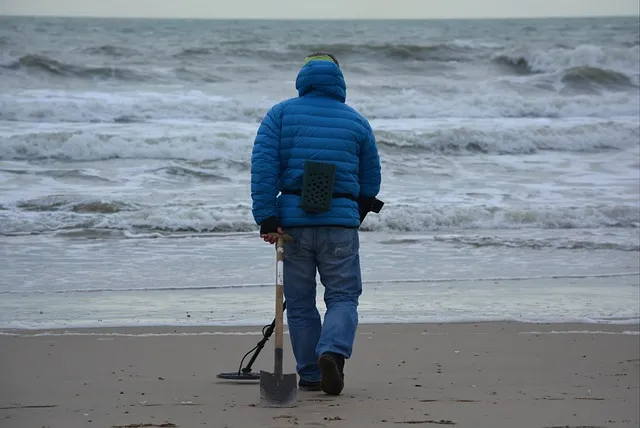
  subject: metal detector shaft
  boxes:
[241,301,286,374]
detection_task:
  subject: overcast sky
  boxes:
[1,0,638,19]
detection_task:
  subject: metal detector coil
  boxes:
[216,301,286,381]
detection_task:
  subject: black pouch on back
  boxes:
[300,160,336,213]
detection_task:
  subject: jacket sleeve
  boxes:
[251,103,283,225]
[358,118,381,199]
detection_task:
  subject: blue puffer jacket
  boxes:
[250,58,382,229]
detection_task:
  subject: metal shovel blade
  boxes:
[259,370,298,408]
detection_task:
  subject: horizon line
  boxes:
[0,13,637,21]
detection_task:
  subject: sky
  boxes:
[0,0,638,20]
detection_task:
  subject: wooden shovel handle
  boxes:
[275,236,285,351]
[265,232,294,241]
[273,235,291,375]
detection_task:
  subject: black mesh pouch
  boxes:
[300,160,336,213]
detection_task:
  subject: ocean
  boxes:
[0,16,638,330]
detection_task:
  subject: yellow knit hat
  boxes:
[303,52,340,66]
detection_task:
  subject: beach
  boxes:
[1,322,638,428]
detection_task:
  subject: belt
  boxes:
[281,189,357,202]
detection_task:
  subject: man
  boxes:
[250,52,382,396]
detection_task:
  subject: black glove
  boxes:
[259,216,280,235]
[358,197,384,223]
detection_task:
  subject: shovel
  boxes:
[259,233,298,408]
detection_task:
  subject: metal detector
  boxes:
[216,301,286,381]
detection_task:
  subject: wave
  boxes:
[2,272,638,296]
[286,41,484,62]
[1,118,636,164]
[1,54,149,81]
[0,206,257,236]
[0,54,227,84]
[2,42,636,86]
[155,165,233,182]
[432,235,639,251]
[1,199,638,236]
[173,47,217,58]
[0,90,266,124]
[16,196,139,214]
[0,117,637,164]
[170,40,492,63]
[0,128,256,162]
[362,203,639,232]
[173,66,228,83]
[492,44,639,89]
[374,119,639,155]
[2,84,639,128]
[0,166,112,182]
[497,62,637,92]
[561,66,636,90]
[80,45,142,57]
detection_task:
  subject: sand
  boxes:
[1,322,638,428]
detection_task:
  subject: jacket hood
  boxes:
[295,59,347,102]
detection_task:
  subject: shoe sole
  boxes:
[299,384,322,392]
[318,354,344,395]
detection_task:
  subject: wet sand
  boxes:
[1,322,638,428]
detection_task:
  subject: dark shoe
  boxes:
[298,379,322,391]
[318,352,345,396]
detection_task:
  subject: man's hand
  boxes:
[259,216,282,244]
[261,227,284,244]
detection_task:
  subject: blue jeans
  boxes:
[282,226,362,383]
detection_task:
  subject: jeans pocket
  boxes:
[326,228,357,257]
[282,228,304,258]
